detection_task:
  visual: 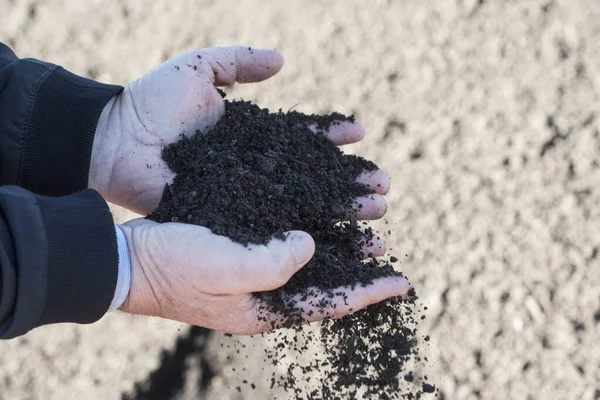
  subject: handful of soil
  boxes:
[147,99,434,399]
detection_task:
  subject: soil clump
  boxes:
[148,99,434,399]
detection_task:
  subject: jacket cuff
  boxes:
[20,64,123,195]
[35,188,118,326]
[0,187,117,338]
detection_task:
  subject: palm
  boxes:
[95,46,283,214]
[108,63,226,213]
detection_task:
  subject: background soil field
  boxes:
[2,1,600,399]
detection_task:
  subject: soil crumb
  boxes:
[148,99,433,399]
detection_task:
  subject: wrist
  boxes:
[116,222,164,317]
[116,223,136,313]
[110,225,132,311]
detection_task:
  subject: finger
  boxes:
[189,45,284,86]
[360,234,386,258]
[356,169,391,195]
[254,276,413,332]
[349,194,388,220]
[197,229,315,294]
[301,276,413,321]
[308,120,365,145]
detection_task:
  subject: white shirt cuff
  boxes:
[109,225,131,311]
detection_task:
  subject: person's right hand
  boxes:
[118,219,412,335]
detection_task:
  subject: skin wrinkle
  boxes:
[251,298,271,334]
[124,183,160,214]
[108,92,174,212]
[104,100,125,198]
[120,227,160,316]
[88,97,114,194]
[134,228,167,317]
[189,230,221,294]
[104,94,152,206]
[122,87,149,138]
[232,47,242,83]
[227,294,259,334]
[141,225,187,317]
[215,61,233,83]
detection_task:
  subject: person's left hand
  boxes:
[88,45,391,216]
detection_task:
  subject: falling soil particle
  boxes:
[422,383,436,393]
[148,99,433,399]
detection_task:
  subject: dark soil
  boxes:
[147,99,434,399]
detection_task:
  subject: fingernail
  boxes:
[286,231,315,266]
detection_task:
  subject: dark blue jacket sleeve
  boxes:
[0,43,123,338]
[0,42,123,194]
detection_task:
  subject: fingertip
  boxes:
[267,49,284,74]
[386,276,413,297]
[236,46,285,83]
[363,276,413,306]
[284,230,315,267]
[320,120,364,145]
[361,235,387,258]
[356,169,391,194]
[352,120,366,141]
[346,120,366,142]
[350,194,388,220]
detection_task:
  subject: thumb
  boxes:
[124,220,315,295]
[213,230,316,294]
[118,221,315,317]
[173,45,284,86]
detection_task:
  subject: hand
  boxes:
[88,45,390,217]
[93,46,403,331]
[118,219,412,335]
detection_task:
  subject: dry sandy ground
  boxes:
[2,0,600,399]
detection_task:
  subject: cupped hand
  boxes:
[118,219,411,335]
[92,46,401,330]
[88,45,390,218]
